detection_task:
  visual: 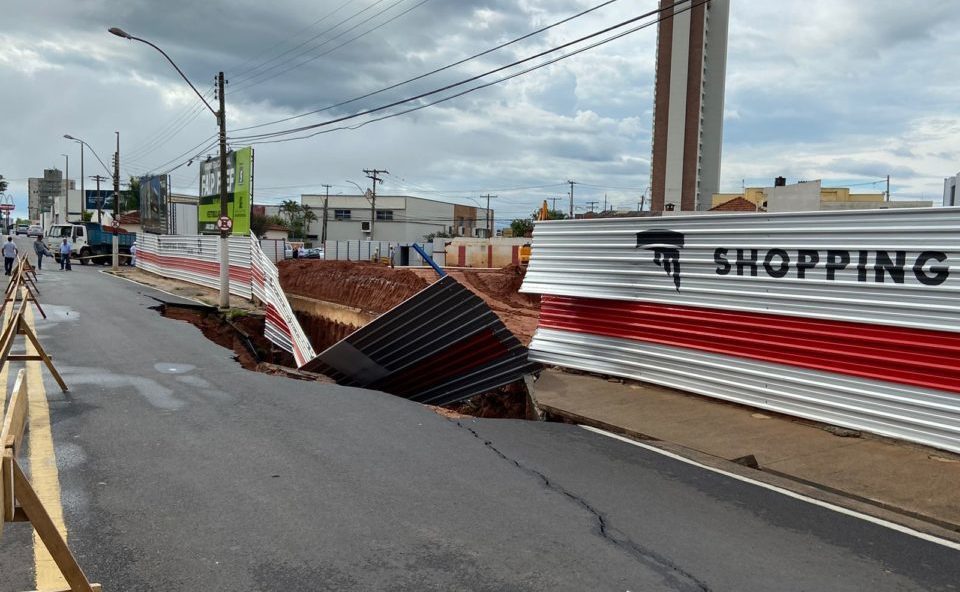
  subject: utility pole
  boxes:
[549,197,560,213]
[567,180,577,218]
[321,184,332,245]
[91,175,109,223]
[886,175,890,202]
[216,71,230,309]
[602,193,607,213]
[79,143,85,218]
[61,154,68,225]
[586,200,599,213]
[363,168,388,241]
[112,131,120,270]
[480,194,497,238]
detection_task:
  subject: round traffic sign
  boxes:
[216,216,234,231]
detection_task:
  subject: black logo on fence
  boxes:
[637,229,685,291]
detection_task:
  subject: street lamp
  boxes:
[63,136,86,219]
[110,27,231,309]
[65,134,114,223]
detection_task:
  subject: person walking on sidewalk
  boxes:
[129,239,137,267]
[3,236,18,275]
[33,235,53,271]
[59,238,72,271]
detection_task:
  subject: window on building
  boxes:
[376,210,393,221]
[334,209,351,221]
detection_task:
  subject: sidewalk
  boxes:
[533,368,960,538]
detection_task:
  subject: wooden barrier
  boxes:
[1,265,99,591]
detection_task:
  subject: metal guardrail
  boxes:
[1,256,100,591]
[521,208,960,454]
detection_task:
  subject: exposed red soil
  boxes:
[279,260,429,314]
[159,305,303,373]
[297,314,359,354]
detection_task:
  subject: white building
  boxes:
[650,0,730,212]
[945,173,959,206]
[298,194,491,243]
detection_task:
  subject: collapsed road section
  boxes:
[301,275,540,406]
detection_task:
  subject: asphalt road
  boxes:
[1,248,958,591]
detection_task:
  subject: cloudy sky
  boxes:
[2,0,958,226]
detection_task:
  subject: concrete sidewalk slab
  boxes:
[534,369,960,532]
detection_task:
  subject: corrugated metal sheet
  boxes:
[521,208,960,453]
[302,275,539,406]
[251,237,316,367]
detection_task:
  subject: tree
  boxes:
[301,205,318,236]
[250,212,268,238]
[510,218,534,237]
[538,209,567,221]
[0,175,7,194]
[423,230,456,242]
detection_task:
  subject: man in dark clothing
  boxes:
[33,235,52,271]
[2,236,18,275]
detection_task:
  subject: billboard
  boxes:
[85,189,115,212]
[140,175,169,234]
[198,147,252,235]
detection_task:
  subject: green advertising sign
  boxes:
[198,146,252,235]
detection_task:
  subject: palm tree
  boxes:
[301,205,318,238]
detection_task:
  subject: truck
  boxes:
[45,222,136,265]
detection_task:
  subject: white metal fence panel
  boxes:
[251,237,316,367]
[521,208,960,453]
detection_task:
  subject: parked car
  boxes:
[303,248,324,259]
[15,225,29,236]
[27,225,44,237]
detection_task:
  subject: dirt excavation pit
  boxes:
[278,260,542,419]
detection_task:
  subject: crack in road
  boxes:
[457,421,712,592]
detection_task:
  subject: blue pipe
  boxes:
[412,243,446,277]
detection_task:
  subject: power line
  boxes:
[228,1,698,145]
[231,0,421,93]
[230,0,624,133]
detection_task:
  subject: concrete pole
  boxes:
[217,71,230,309]
[112,132,119,270]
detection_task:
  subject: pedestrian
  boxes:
[2,236,17,276]
[297,245,306,258]
[292,243,299,259]
[129,240,137,267]
[33,235,52,271]
[59,238,72,271]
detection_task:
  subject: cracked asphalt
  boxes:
[1,260,958,591]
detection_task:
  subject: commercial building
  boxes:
[945,172,959,206]
[28,169,74,221]
[650,0,730,213]
[297,194,491,243]
[712,178,933,212]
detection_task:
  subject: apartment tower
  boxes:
[650,0,730,212]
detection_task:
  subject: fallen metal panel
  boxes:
[521,208,960,452]
[303,275,539,406]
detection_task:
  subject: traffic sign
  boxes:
[216,216,234,232]
[0,204,14,212]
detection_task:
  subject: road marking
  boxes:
[581,425,960,552]
[24,304,69,589]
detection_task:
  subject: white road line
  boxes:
[580,425,960,551]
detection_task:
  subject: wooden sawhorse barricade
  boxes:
[1,260,100,591]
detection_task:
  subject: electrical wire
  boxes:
[228,0,697,144]
[230,0,624,133]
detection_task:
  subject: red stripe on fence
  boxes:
[539,296,960,394]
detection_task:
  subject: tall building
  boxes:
[650,0,730,213]
[945,172,959,206]
[27,169,73,220]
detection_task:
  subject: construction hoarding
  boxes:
[198,147,253,235]
[139,175,170,234]
[520,208,960,453]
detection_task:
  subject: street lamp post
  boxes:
[109,27,231,309]
[60,153,68,225]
